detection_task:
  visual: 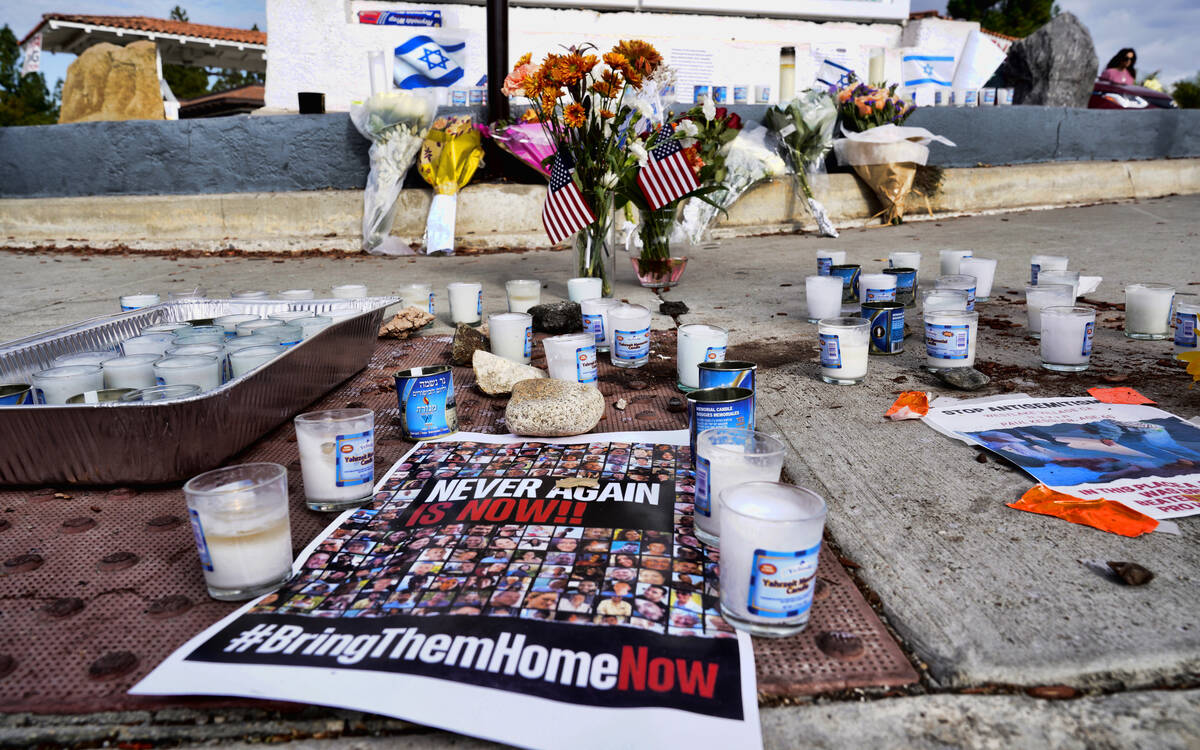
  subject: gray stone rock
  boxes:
[529,301,583,334]
[999,13,1099,107]
[506,379,604,437]
[451,324,487,366]
[934,366,991,391]
[472,350,546,395]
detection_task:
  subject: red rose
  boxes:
[714,107,727,121]
[726,112,743,130]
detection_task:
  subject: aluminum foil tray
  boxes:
[0,297,398,486]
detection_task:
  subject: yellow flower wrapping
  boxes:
[417,117,485,196]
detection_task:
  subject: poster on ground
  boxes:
[924,395,1200,520]
[132,430,761,750]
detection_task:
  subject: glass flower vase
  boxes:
[574,193,616,298]
[629,206,689,290]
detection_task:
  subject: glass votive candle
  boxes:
[581,298,620,353]
[122,333,174,357]
[447,282,483,326]
[1024,284,1073,338]
[1124,283,1174,340]
[237,319,285,337]
[154,354,221,391]
[67,388,135,404]
[543,332,598,386]
[1041,306,1096,372]
[296,315,334,340]
[399,282,435,316]
[53,351,117,367]
[567,277,603,302]
[924,309,979,370]
[269,310,315,324]
[717,482,827,637]
[226,335,283,354]
[488,312,533,365]
[1176,301,1200,353]
[1037,269,1080,301]
[277,289,315,300]
[920,288,970,313]
[213,314,260,338]
[889,250,921,270]
[505,279,541,314]
[935,274,978,310]
[609,304,652,368]
[166,343,226,376]
[816,249,846,276]
[331,284,368,299]
[883,267,918,307]
[168,288,207,300]
[102,353,161,389]
[294,408,376,512]
[694,428,785,548]
[818,317,870,385]
[183,462,294,601]
[1030,254,1068,285]
[120,384,201,402]
[677,324,728,391]
[959,258,998,302]
[31,365,104,404]
[173,332,226,349]
[229,345,281,378]
[859,272,897,303]
[120,293,160,311]
[179,324,226,339]
[829,264,861,302]
[232,290,270,300]
[142,321,192,336]
[939,249,973,276]
[259,325,304,348]
[805,275,844,323]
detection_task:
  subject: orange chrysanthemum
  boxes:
[613,40,662,77]
[520,108,540,123]
[538,54,562,86]
[681,145,704,175]
[602,52,627,70]
[563,103,586,128]
[516,52,532,67]
[552,53,598,87]
[598,109,615,119]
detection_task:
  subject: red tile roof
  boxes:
[178,84,265,106]
[22,13,265,47]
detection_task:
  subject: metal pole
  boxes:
[486,0,510,123]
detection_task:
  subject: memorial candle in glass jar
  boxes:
[924,310,978,370]
[505,279,541,314]
[1041,306,1095,372]
[1023,284,1073,338]
[31,365,104,404]
[580,298,620,352]
[488,312,533,365]
[448,282,483,326]
[102,353,161,389]
[676,324,728,391]
[609,304,652,368]
[294,409,375,512]
[1124,283,1174,340]
[818,317,869,385]
[542,332,598,386]
[805,275,844,323]
[938,249,972,276]
[154,355,222,391]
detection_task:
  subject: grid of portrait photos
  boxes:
[251,440,734,638]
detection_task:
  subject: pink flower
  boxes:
[502,63,536,96]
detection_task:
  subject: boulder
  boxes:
[529,301,583,334]
[59,41,165,123]
[451,324,487,366]
[472,350,546,395]
[506,379,604,437]
[998,13,1098,107]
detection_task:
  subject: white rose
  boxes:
[677,119,699,138]
[630,141,649,168]
[601,171,619,189]
[702,97,716,121]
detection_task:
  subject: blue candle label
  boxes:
[399,368,456,440]
[746,543,821,618]
[695,455,711,517]
[926,322,971,360]
[614,326,650,360]
[523,326,533,359]
[705,345,726,363]
[819,333,842,368]
[864,287,897,303]
[817,257,832,275]
[733,85,749,102]
[476,290,483,316]
[1175,312,1198,347]
[428,293,436,315]
[1082,321,1094,356]
[583,313,605,345]
[335,429,374,487]
[964,287,977,310]
[575,345,598,383]
[188,508,214,572]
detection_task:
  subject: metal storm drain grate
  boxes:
[0,333,916,713]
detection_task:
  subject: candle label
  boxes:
[335,430,375,487]
[476,290,483,316]
[926,322,971,360]
[1175,312,1198,347]
[1082,321,1094,356]
[524,326,533,359]
[747,542,821,618]
[864,287,897,303]
[698,364,756,391]
[614,326,650,361]
[188,508,215,572]
[583,313,606,345]
[575,345,598,384]
[864,305,905,355]
[1031,263,1041,285]
[964,287,977,310]
[819,333,842,368]
[712,86,728,103]
[694,456,712,517]
[733,85,749,102]
[817,257,832,275]
[428,293,436,315]
[705,345,726,363]
[397,367,457,440]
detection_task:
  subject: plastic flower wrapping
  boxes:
[762,89,839,237]
[350,91,437,255]
[417,116,485,255]
[480,121,556,178]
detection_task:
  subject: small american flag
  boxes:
[542,151,596,245]
[636,130,698,210]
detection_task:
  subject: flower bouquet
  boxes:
[762,89,839,237]
[671,100,749,245]
[417,115,485,255]
[350,91,437,255]
[479,120,556,179]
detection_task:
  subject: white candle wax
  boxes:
[331,284,368,299]
[122,333,174,357]
[120,293,160,311]
[860,273,898,303]
[231,290,270,300]
[694,431,785,547]
[1024,284,1073,336]
[174,329,226,347]
[32,365,104,404]
[818,318,869,384]
[581,298,620,352]
[154,355,222,391]
[399,283,435,315]
[259,325,304,348]
[1176,301,1200,353]
[505,279,541,314]
[213,314,260,337]
[889,251,921,270]
[677,324,728,390]
[296,316,334,340]
[1030,254,1068,285]
[277,289,315,300]
[226,335,283,354]
[53,351,117,367]
[488,312,533,364]
[269,310,315,324]
[924,310,978,369]
[935,274,977,310]
[543,332,598,386]
[1124,283,1174,339]
[805,275,844,322]
[102,354,161,389]
[816,249,846,276]
[939,249,973,276]
[1041,306,1095,370]
[295,409,375,510]
[447,282,483,325]
[718,482,826,633]
[567,277,603,303]
[920,289,969,313]
[1037,270,1079,301]
[230,345,281,377]
[237,319,284,337]
[609,304,652,368]
[142,322,192,335]
[959,258,998,301]
[167,288,207,300]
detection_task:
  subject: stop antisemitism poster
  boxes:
[132,430,762,750]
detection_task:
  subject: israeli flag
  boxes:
[815,58,856,89]
[902,54,956,87]
[394,35,466,89]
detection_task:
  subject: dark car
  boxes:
[1089,79,1177,110]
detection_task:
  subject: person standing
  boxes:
[1100,48,1137,85]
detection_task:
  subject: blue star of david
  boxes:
[922,63,935,76]
[419,47,449,71]
[838,72,852,86]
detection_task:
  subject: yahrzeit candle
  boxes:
[294,409,375,512]
[232,290,270,300]
[818,317,869,385]
[399,283,435,315]
[676,324,728,391]
[122,333,174,357]
[542,332,598,386]
[935,274,978,311]
[959,258,998,302]
[183,462,294,600]
[505,279,541,314]
[816,249,846,276]
[296,315,334,340]
[1124,283,1174,340]
[567,277,603,303]
[938,249,973,276]
[924,309,978,370]
[889,251,921,270]
[920,288,969,312]
[1030,254,1068,285]
[580,298,620,353]
[331,284,368,299]
[1040,306,1095,372]
[805,275,844,323]
[609,304,652,368]
[488,312,533,365]
[718,482,827,637]
[154,355,222,391]
[269,310,315,324]
[236,319,285,337]
[277,289,315,300]
[447,282,483,326]
[1023,284,1073,338]
[120,293,160,311]
[31,365,104,404]
[229,345,281,378]
[53,351,117,367]
[259,324,304,348]
[859,273,897,303]
[1037,269,1079,301]
[694,429,785,548]
[102,353,161,389]
[1175,301,1200,353]
[213,314,260,338]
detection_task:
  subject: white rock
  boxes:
[506,379,604,437]
[472,350,547,396]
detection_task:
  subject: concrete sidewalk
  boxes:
[0,195,1197,747]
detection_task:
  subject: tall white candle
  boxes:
[805,275,844,322]
[939,249,973,276]
[213,314,261,337]
[1041,306,1095,371]
[567,277,603,303]
[816,249,846,276]
[122,333,174,357]
[505,279,541,314]
[102,353,161,389]
[818,317,869,384]
[959,258,998,301]
[609,304,652,368]
[543,333,598,386]
[1124,283,1174,340]
[120,293,160,311]
[1030,254,1068,285]
[694,429,785,548]
[332,284,368,299]
[676,324,728,390]
[294,409,375,512]
[154,355,222,391]
[399,283,435,315]
[859,273,898,303]
[488,312,533,364]
[581,298,620,353]
[1023,284,1073,337]
[447,282,483,326]
[889,251,922,270]
[31,365,104,404]
[924,310,978,370]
